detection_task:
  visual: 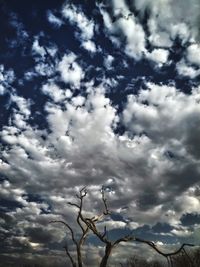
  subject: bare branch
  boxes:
[49,217,88,267]
[113,235,134,246]
[79,226,89,246]
[66,188,111,245]
[63,244,77,267]
[85,217,108,243]
[102,226,107,239]
[67,187,88,233]
[79,186,87,198]
[134,238,194,258]
[49,220,77,246]
[101,189,110,216]
[77,187,88,233]
[113,235,194,258]
[82,189,110,233]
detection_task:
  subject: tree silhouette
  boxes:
[50,187,195,267]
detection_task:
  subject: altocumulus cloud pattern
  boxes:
[0,0,200,266]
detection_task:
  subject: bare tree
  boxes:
[50,187,89,267]
[50,187,195,267]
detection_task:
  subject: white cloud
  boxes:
[10,94,31,118]
[121,83,200,225]
[123,83,200,145]
[145,12,172,47]
[30,37,58,78]
[57,53,85,88]
[62,5,94,39]
[35,62,55,76]
[81,40,96,53]
[0,65,15,95]
[134,0,200,46]
[146,48,169,66]
[176,59,200,78]
[62,4,96,53]
[98,220,127,231]
[47,10,63,28]
[99,1,146,60]
[42,83,71,103]
[71,95,85,107]
[100,0,200,67]
[2,81,200,232]
[0,84,5,95]
[32,39,46,59]
[186,43,200,66]
[104,54,114,69]
[0,65,15,84]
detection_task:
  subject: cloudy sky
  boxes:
[0,0,200,266]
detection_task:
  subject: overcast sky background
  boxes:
[0,0,200,266]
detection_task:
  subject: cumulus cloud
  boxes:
[104,54,114,69]
[176,59,200,78]
[119,83,200,225]
[32,38,46,59]
[123,83,200,156]
[42,83,72,103]
[134,0,200,45]
[1,81,200,233]
[146,49,169,66]
[62,3,97,53]
[99,0,200,68]
[186,43,200,66]
[30,36,58,78]
[0,65,15,95]
[81,40,96,53]
[57,52,85,88]
[47,10,63,28]
[99,0,146,60]
[10,94,31,118]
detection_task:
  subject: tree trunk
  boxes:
[77,245,83,267]
[99,243,113,267]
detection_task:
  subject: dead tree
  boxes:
[70,188,135,267]
[50,187,195,267]
[50,187,89,267]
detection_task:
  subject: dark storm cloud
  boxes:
[180,213,200,226]
[136,190,160,211]
[152,222,173,234]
